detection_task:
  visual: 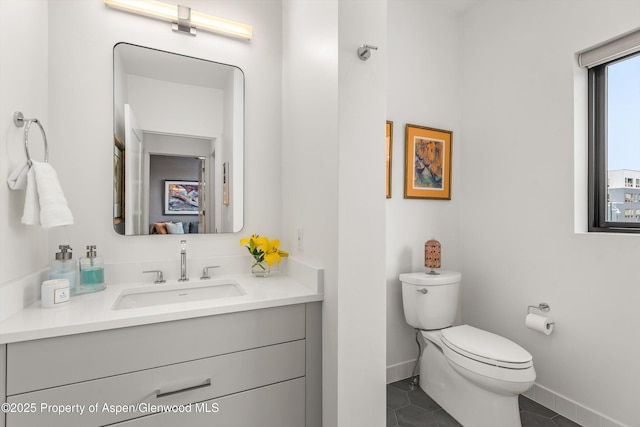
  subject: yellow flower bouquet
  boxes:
[240,234,288,276]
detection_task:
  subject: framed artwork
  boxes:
[164,180,199,215]
[223,161,229,206]
[404,124,452,200]
[113,135,125,222]
[386,121,393,198]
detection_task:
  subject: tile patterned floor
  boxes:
[387,378,583,427]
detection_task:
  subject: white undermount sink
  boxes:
[112,280,246,310]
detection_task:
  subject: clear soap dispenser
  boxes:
[50,245,77,295]
[79,245,106,293]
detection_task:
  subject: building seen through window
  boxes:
[607,170,640,222]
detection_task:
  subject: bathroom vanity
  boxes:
[0,270,323,427]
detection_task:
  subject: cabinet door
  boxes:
[6,341,304,427]
[113,378,305,427]
[1,345,5,427]
[7,305,305,395]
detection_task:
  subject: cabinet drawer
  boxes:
[112,378,305,427]
[6,340,305,427]
[7,304,305,395]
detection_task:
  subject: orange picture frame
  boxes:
[404,124,452,200]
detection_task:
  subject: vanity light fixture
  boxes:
[104,0,252,40]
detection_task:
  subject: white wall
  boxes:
[282,0,339,424]
[113,48,128,142]
[282,0,387,425]
[0,0,50,319]
[336,1,387,425]
[127,75,223,137]
[460,2,640,426]
[385,1,463,380]
[44,0,282,270]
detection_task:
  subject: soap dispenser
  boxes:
[79,245,105,293]
[50,245,77,295]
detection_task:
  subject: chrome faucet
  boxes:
[179,240,189,282]
[143,270,166,284]
[201,265,220,280]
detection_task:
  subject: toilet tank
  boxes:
[399,271,461,330]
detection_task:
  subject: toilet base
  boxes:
[420,338,523,427]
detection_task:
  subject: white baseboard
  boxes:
[386,360,418,384]
[526,383,627,427]
[387,361,627,427]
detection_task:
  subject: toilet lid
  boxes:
[399,271,461,286]
[441,325,532,369]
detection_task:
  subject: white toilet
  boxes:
[400,271,535,427]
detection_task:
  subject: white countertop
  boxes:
[0,273,323,344]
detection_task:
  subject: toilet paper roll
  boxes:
[525,313,554,335]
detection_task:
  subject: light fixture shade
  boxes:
[105,0,177,22]
[104,0,252,40]
[191,11,252,40]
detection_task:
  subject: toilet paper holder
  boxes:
[526,303,555,331]
[527,302,551,315]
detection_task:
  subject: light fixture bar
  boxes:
[173,4,195,35]
[191,10,252,40]
[104,0,252,40]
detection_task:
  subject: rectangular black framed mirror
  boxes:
[113,42,244,235]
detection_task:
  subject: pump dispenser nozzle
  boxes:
[55,245,73,260]
[86,245,97,258]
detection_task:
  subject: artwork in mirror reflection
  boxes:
[164,180,199,215]
[113,43,244,235]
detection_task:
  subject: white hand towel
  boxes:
[21,166,39,225]
[23,161,74,228]
[6,161,30,190]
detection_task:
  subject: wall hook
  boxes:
[358,44,378,61]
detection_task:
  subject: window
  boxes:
[584,28,640,232]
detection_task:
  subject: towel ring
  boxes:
[13,111,49,166]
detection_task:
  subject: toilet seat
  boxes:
[441,325,533,369]
[433,325,536,385]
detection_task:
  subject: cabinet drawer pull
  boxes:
[155,378,212,398]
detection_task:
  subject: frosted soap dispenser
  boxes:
[50,245,77,295]
[79,245,106,293]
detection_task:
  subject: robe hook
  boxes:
[358,44,378,61]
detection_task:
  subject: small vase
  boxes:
[251,262,270,277]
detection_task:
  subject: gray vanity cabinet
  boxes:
[1,303,321,427]
[113,378,306,427]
